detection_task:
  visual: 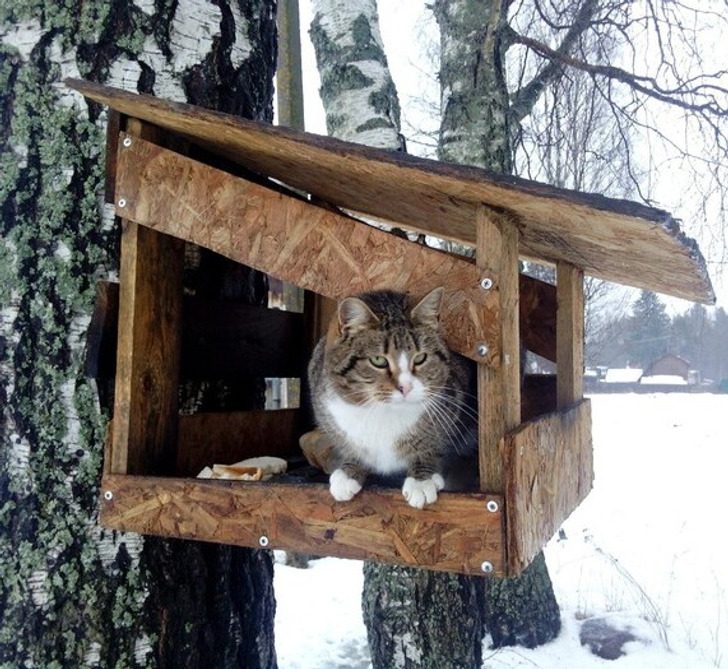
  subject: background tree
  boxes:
[310,0,727,666]
[624,290,671,368]
[0,2,278,667]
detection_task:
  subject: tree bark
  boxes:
[434,0,561,651]
[310,0,403,149]
[0,2,277,667]
[310,1,561,665]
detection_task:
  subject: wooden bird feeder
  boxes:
[69,79,714,577]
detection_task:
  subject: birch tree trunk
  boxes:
[435,0,561,650]
[0,2,277,667]
[310,0,560,665]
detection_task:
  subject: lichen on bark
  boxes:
[310,0,401,148]
[0,2,278,667]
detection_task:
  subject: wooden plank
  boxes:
[111,117,185,477]
[503,400,593,574]
[176,409,304,476]
[519,274,556,362]
[556,263,585,408]
[66,79,715,304]
[111,220,184,475]
[476,207,520,494]
[99,474,506,576]
[114,134,501,364]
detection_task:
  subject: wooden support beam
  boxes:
[100,474,506,576]
[114,134,500,364]
[556,262,585,408]
[476,207,521,493]
[110,119,185,476]
[504,400,593,574]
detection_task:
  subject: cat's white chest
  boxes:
[324,392,424,474]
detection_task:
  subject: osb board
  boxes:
[114,134,502,364]
[100,474,506,576]
[504,400,593,574]
[67,78,714,304]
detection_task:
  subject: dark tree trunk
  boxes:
[0,2,277,667]
[362,564,486,669]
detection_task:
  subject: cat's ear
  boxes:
[338,297,379,334]
[411,287,444,327]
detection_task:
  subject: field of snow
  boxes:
[273,393,728,668]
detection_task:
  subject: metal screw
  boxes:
[481,561,494,574]
[117,198,127,208]
[477,343,489,357]
[486,500,499,513]
[480,277,493,290]
[258,535,269,548]
[122,136,132,148]
[103,490,113,501]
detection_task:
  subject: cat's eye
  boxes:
[369,355,389,369]
[412,352,428,366]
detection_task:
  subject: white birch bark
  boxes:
[310,0,403,148]
[0,2,276,666]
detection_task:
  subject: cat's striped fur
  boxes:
[308,288,477,508]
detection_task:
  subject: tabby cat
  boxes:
[308,287,477,509]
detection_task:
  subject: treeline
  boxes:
[588,290,728,383]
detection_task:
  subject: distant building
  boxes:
[645,354,690,381]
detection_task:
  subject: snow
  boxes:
[640,375,688,385]
[604,368,643,383]
[274,394,728,668]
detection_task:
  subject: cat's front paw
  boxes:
[402,473,445,509]
[329,468,363,501]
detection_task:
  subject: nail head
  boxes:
[258,535,269,547]
[486,499,499,513]
[122,137,132,148]
[480,277,493,290]
[481,561,494,574]
[103,490,113,501]
[118,198,127,208]
[477,344,489,357]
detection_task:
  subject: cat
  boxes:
[307,287,478,509]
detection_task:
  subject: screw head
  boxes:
[481,561,494,574]
[486,499,499,513]
[480,277,494,290]
[258,535,269,548]
[122,136,133,148]
[103,490,113,501]
[477,343,489,357]
[117,198,127,208]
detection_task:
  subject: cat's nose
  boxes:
[398,381,413,397]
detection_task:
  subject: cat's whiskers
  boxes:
[423,394,472,455]
[425,389,479,422]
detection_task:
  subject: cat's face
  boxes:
[324,289,451,407]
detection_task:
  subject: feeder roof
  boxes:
[67,79,714,304]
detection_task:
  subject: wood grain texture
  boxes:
[99,474,506,576]
[66,79,715,304]
[176,409,304,476]
[476,208,520,494]
[111,220,184,476]
[504,400,593,574]
[519,274,556,362]
[114,134,501,364]
[556,263,585,408]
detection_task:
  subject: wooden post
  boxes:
[276,0,305,130]
[110,118,185,475]
[476,206,520,493]
[556,262,584,408]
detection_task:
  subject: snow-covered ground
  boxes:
[273,394,727,668]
